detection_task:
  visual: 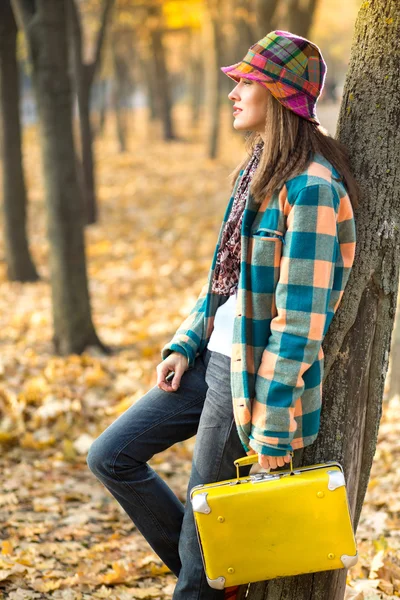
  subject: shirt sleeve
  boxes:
[249,183,339,457]
[160,280,209,369]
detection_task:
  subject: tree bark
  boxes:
[12,0,105,355]
[244,1,400,599]
[67,0,114,225]
[0,0,38,282]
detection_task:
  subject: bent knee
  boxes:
[86,434,116,476]
[87,433,144,477]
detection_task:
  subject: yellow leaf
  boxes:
[62,439,77,460]
[1,540,13,555]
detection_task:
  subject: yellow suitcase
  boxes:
[190,453,358,589]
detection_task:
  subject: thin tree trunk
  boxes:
[67,0,114,225]
[79,69,97,223]
[233,0,254,57]
[287,0,319,39]
[111,37,130,153]
[204,0,223,159]
[188,29,203,128]
[94,79,108,137]
[12,0,106,355]
[254,0,279,39]
[148,5,176,140]
[244,1,400,598]
[0,1,38,282]
[139,51,159,121]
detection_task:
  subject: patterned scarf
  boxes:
[211,140,264,296]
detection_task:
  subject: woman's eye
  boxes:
[243,80,252,85]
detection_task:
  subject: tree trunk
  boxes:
[111,38,130,153]
[94,79,108,137]
[79,67,97,224]
[148,5,176,141]
[287,0,319,39]
[67,0,114,225]
[204,1,223,159]
[188,28,203,129]
[147,54,159,122]
[387,290,400,399]
[254,0,279,39]
[233,0,254,57]
[12,0,105,355]
[0,1,38,282]
[244,1,400,599]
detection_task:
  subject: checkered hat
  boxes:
[220,30,327,124]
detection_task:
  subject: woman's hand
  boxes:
[246,447,292,470]
[156,352,189,392]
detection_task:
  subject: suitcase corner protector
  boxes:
[327,469,346,490]
[206,575,225,589]
[341,552,358,568]
[191,491,211,514]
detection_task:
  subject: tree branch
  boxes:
[10,0,35,33]
[90,0,115,85]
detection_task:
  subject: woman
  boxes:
[87,30,358,600]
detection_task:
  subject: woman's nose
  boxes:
[228,88,239,101]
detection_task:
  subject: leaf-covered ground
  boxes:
[0,104,399,599]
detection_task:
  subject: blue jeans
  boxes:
[86,346,252,599]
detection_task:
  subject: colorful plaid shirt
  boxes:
[161,153,357,457]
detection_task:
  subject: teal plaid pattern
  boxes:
[161,153,356,456]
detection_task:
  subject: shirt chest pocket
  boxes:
[251,227,285,243]
[249,228,284,295]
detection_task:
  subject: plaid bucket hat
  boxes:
[220,30,327,124]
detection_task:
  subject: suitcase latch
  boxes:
[250,473,281,483]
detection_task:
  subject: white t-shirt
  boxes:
[207,290,238,358]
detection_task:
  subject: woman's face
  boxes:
[228,78,270,133]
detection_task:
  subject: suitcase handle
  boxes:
[234,451,294,479]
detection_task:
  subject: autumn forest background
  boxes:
[0,0,399,599]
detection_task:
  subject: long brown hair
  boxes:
[229,90,360,211]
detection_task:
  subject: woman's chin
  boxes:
[233,119,247,130]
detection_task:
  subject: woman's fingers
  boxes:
[156,354,188,392]
[258,452,292,469]
[170,367,184,391]
[156,363,172,391]
[156,364,181,392]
